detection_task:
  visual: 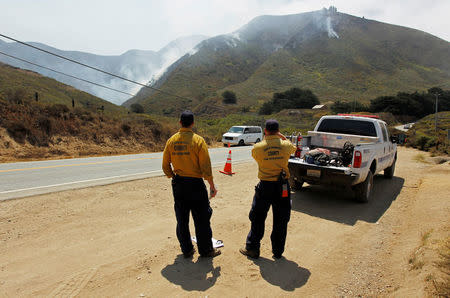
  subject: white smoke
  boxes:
[229,31,242,41]
[149,49,187,85]
[148,36,207,85]
[188,45,200,56]
[225,37,239,48]
[326,16,339,38]
[273,44,283,51]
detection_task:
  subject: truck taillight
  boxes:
[295,135,303,157]
[353,151,362,168]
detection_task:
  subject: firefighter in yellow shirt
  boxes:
[240,119,296,259]
[162,111,221,258]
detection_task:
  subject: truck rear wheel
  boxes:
[289,176,304,191]
[354,171,373,203]
[384,156,396,179]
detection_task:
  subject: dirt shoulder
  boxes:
[0,147,448,297]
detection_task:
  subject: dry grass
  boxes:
[0,99,177,161]
[413,153,429,164]
[409,254,425,270]
[432,238,450,297]
[409,230,433,271]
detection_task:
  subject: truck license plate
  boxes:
[307,169,321,178]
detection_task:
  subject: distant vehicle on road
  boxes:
[222,126,263,146]
[403,123,414,129]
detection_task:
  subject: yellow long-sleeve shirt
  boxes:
[162,127,213,180]
[252,135,296,181]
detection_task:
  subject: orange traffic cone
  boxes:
[219,146,235,175]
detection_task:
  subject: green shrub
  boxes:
[369,87,450,118]
[331,100,368,113]
[240,106,250,113]
[5,120,29,143]
[163,107,175,115]
[416,135,429,150]
[6,88,27,104]
[46,104,70,118]
[130,103,145,113]
[222,90,237,104]
[425,136,437,150]
[142,118,156,127]
[415,134,437,151]
[121,123,131,135]
[259,102,273,115]
[259,87,319,115]
[38,116,53,136]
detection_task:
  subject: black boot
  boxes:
[239,247,260,259]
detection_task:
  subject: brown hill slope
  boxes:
[127,9,450,116]
[0,63,177,162]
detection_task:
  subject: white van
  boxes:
[222,126,263,146]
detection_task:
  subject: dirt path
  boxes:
[0,147,448,297]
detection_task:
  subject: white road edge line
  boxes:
[0,170,162,194]
[0,158,252,194]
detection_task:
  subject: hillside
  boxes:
[0,62,126,116]
[0,98,176,162]
[0,35,207,104]
[128,8,450,116]
[0,62,179,162]
[405,111,450,154]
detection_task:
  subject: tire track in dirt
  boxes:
[48,268,98,297]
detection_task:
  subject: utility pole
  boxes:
[434,93,440,133]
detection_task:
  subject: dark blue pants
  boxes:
[246,180,291,256]
[172,175,213,256]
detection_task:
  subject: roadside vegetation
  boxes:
[407,228,450,297]
[405,111,450,154]
[330,87,450,119]
[1,58,448,161]
[0,98,176,162]
[258,87,319,115]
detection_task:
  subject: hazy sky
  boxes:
[1,0,449,55]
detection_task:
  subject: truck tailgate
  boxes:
[289,158,351,173]
[289,158,359,186]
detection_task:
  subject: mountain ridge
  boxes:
[127,9,450,116]
[0,35,208,105]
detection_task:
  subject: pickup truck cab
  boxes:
[288,114,397,202]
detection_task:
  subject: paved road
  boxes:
[0,146,254,201]
[394,123,415,132]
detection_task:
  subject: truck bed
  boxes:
[308,131,379,149]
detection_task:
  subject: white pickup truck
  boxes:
[288,114,397,202]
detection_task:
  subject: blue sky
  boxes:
[1,0,449,55]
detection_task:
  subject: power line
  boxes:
[0,50,135,96]
[0,33,192,101]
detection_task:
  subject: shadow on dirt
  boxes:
[251,256,310,291]
[291,175,404,225]
[161,254,220,291]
